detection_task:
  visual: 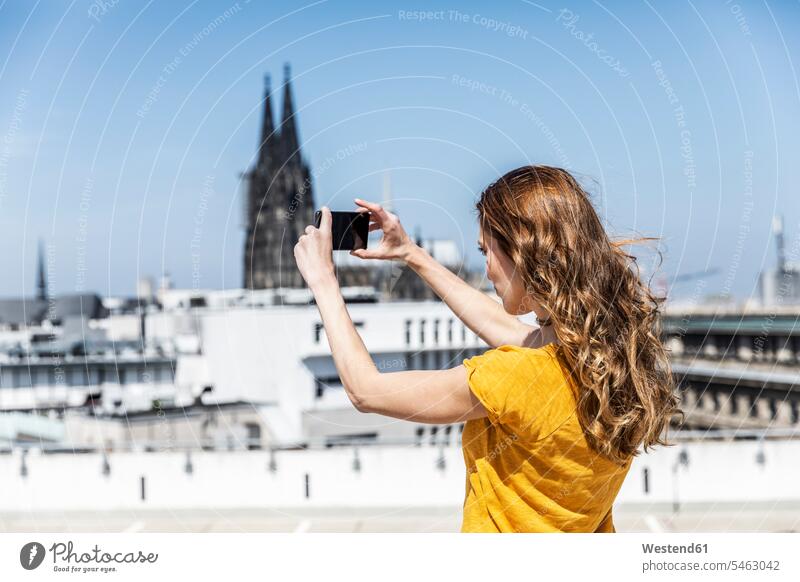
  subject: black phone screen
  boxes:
[314,210,370,251]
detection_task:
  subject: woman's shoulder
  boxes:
[497,342,561,358]
[464,343,562,373]
[462,342,575,440]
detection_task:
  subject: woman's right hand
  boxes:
[350,198,417,262]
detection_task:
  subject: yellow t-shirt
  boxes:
[461,343,633,533]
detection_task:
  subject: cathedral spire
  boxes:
[258,73,276,167]
[36,239,47,301]
[244,64,315,290]
[280,62,300,159]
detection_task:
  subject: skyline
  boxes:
[0,0,799,301]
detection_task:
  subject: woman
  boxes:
[294,165,682,533]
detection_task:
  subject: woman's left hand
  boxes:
[294,206,336,291]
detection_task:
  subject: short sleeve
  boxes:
[594,508,615,533]
[462,345,576,442]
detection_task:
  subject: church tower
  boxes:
[244,63,315,289]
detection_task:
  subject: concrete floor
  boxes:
[2,504,799,533]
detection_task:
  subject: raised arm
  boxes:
[312,281,487,423]
[404,242,540,348]
[351,198,545,349]
[293,207,488,424]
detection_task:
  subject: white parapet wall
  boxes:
[3,439,799,512]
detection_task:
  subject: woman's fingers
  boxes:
[350,248,379,259]
[354,198,389,221]
[354,197,375,210]
[368,222,382,232]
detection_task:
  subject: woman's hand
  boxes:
[350,198,417,262]
[294,206,337,291]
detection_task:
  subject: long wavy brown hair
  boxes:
[477,165,684,465]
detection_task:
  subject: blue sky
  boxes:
[0,0,798,300]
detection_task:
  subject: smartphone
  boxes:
[314,210,370,251]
